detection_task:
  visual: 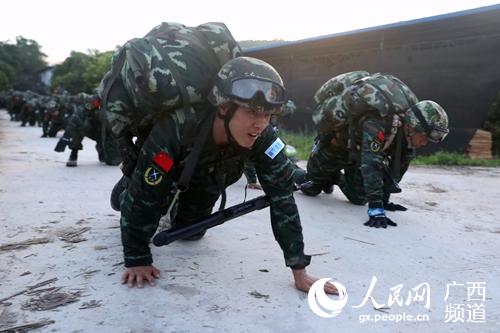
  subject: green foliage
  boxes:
[0,36,47,90]
[0,70,9,90]
[51,50,114,94]
[412,152,500,166]
[279,130,315,160]
[483,90,500,157]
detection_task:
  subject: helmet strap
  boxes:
[218,103,250,153]
[410,105,432,137]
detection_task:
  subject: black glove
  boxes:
[364,215,397,228]
[383,201,408,211]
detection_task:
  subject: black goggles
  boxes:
[226,77,286,106]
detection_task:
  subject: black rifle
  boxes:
[54,131,72,152]
[153,195,270,246]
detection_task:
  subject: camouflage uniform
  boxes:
[101,25,311,269]
[303,73,448,212]
[63,94,121,166]
[42,98,68,137]
[8,92,24,121]
[306,118,413,208]
[118,104,310,269]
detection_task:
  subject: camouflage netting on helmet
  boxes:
[405,100,449,135]
[312,71,370,136]
[99,22,241,137]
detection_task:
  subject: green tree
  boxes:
[51,51,93,93]
[51,50,113,94]
[0,36,47,90]
[0,70,10,90]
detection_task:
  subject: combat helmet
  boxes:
[47,100,58,109]
[404,100,449,143]
[208,56,286,113]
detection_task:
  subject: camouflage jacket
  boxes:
[357,116,413,209]
[120,104,311,269]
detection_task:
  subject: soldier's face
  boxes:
[408,130,429,148]
[229,106,271,148]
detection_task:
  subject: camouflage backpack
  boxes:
[99,22,241,138]
[313,72,419,138]
[312,71,370,136]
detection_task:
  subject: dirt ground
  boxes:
[0,110,499,333]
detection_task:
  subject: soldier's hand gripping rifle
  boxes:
[152,195,270,246]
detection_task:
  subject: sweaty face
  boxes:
[229,106,271,148]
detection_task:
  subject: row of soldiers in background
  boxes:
[0,89,122,167]
[0,89,73,136]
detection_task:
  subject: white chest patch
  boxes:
[265,138,285,159]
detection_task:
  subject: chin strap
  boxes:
[217,103,251,153]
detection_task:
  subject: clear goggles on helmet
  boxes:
[226,77,286,106]
[426,126,449,143]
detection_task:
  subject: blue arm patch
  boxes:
[264,138,285,159]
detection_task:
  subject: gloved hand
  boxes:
[364,215,397,228]
[364,208,397,228]
[383,201,408,211]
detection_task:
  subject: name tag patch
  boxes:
[265,138,285,159]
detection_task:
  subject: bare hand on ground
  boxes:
[121,265,161,288]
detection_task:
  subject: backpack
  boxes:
[312,71,370,137]
[313,72,419,138]
[99,22,241,138]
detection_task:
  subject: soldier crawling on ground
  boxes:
[300,71,449,228]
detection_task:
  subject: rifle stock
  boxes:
[153,195,270,246]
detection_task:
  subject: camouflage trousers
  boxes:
[306,141,367,205]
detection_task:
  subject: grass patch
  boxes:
[413,152,500,167]
[279,130,315,160]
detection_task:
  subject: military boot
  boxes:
[66,149,78,167]
[110,176,129,211]
[323,185,334,194]
[323,171,343,194]
[300,180,324,196]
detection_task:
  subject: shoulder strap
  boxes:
[176,112,213,192]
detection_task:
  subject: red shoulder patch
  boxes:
[91,98,101,109]
[153,151,174,172]
[377,131,385,141]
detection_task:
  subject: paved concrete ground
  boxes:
[0,110,499,333]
